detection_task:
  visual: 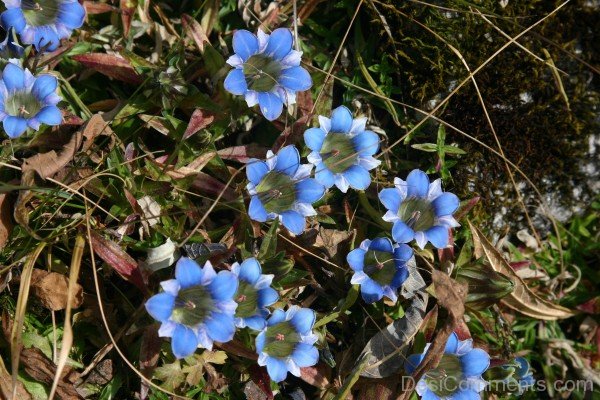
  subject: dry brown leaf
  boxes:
[0,356,31,399]
[182,14,209,52]
[163,152,216,179]
[31,269,84,311]
[22,131,83,179]
[20,347,81,399]
[73,54,142,84]
[0,194,13,250]
[469,222,576,320]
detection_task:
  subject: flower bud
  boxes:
[455,261,514,310]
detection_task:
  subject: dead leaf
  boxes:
[87,229,147,292]
[182,14,209,52]
[30,269,83,311]
[0,194,12,250]
[139,325,161,400]
[183,109,215,140]
[161,152,216,180]
[80,114,116,163]
[469,222,576,320]
[272,115,311,152]
[137,196,161,226]
[300,364,331,388]
[191,173,237,201]
[22,131,82,179]
[73,54,143,84]
[0,356,31,400]
[143,238,179,273]
[20,347,81,399]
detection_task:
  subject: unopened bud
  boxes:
[455,260,514,310]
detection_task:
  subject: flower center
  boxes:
[363,249,397,286]
[234,280,260,318]
[21,0,60,27]
[255,171,296,214]
[5,91,43,118]
[398,197,436,232]
[263,321,300,358]
[243,54,282,92]
[424,354,463,397]
[170,285,214,327]
[320,133,358,174]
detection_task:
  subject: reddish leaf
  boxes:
[73,53,143,84]
[300,364,331,389]
[191,173,237,201]
[182,14,209,53]
[272,114,311,152]
[247,365,273,400]
[83,1,116,14]
[217,144,268,163]
[437,228,454,265]
[88,230,147,291]
[509,260,532,271]
[183,109,215,139]
[120,0,136,37]
[577,297,600,314]
[455,196,480,221]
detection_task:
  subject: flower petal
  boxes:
[232,29,258,61]
[426,226,449,249]
[353,130,379,156]
[432,192,460,216]
[268,309,286,325]
[257,91,284,121]
[205,312,236,343]
[175,257,204,289]
[35,106,62,126]
[266,356,288,382]
[274,145,300,176]
[406,169,430,198]
[460,349,490,377]
[257,287,279,307]
[404,353,424,374]
[3,115,27,138]
[32,74,58,99]
[265,28,293,60]
[58,1,86,29]
[292,343,319,368]
[224,69,248,95]
[360,278,384,303]
[171,324,199,359]
[238,258,262,284]
[304,127,326,151]
[445,332,459,354]
[256,331,266,352]
[329,106,353,133]
[34,26,60,51]
[0,8,26,33]
[295,178,325,203]
[391,267,409,289]
[346,248,365,271]
[379,188,401,213]
[2,62,24,90]
[279,66,312,91]
[246,159,269,185]
[208,271,239,301]
[290,308,315,335]
[449,389,481,400]
[392,221,415,243]
[145,293,175,322]
[394,243,413,262]
[315,162,335,189]
[369,237,394,253]
[280,210,305,235]
[343,165,371,190]
[248,196,269,222]
[243,315,267,331]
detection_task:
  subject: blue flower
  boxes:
[304,105,381,193]
[0,62,62,138]
[231,257,279,331]
[503,357,535,395]
[224,28,312,121]
[246,145,325,235]
[379,169,460,249]
[406,332,490,400]
[347,237,412,304]
[1,0,86,52]
[145,257,239,359]
[256,306,319,382]
[0,28,24,60]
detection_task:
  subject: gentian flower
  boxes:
[305,105,381,192]
[0,62,62,138]
[256,306,319,382]
[406,332,490,400]
[485,357,534,395]
[246,145,325,235]
[509,357,535,395]
[347,237,412,303]
[0,28,24,60]
[231,257,279,330]
[1,0,86,52]
[224,28,312,121]
[379,169,460,249]
[145,257,239,359]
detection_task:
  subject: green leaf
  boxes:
[411,143,438,152]
[258,219,279,260]
[154,361,185,391]
[441,145,466,155]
